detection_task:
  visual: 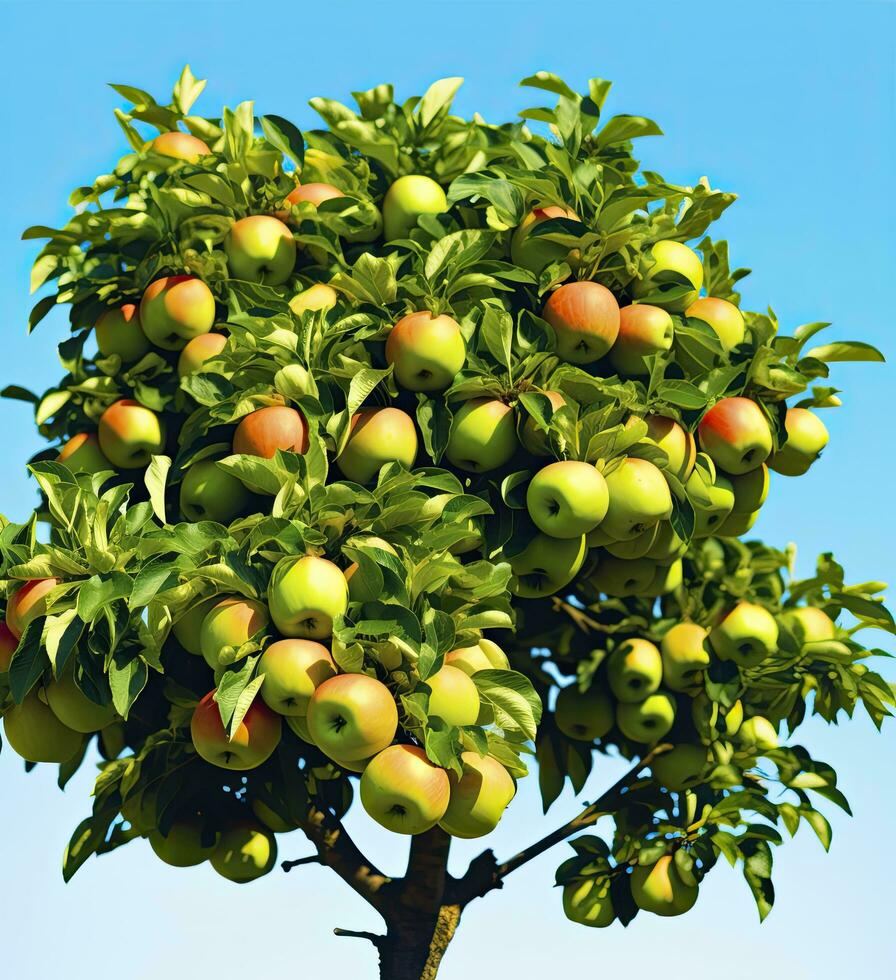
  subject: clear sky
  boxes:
[0,2,893,978]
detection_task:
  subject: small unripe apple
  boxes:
[510,206,579,276]
[609,304,674,375]
[445,639,509,675]
[386,311,466,391]
[307,673,398,761]
[200,597,270,669]
[268,555,348,639]
[508,532,587,598]
[6,578,61,639]
[542,281,620,364]
[179,459,251,524]
[727,463,769,513]
[445,398,518,473]
[177,332,227,376]
[520,390,567,456]
[360,744,450,835]
[686,465,735,538]
[210,823,277,883]
[98,399,165,469]
[190,689,282,770]
[45,666,116,733]
[95,304,149,362]
[2,689,83,763]
[172,596,220,656]
[151,131,211,162]
[645,558,682,597]
[382,174,448,241]
[258,638,336,716]
[336,407,418,483]
[601,457,673,540]
[641,415,696,481]
[686,297,745,351]
[526,461,609,539]
[149,820,218,867]
[425,664,480,727]
[710,602,779,668]
[768,408,829,476]
[439,752,516,838]
[589,555,657,597]
[652,744,711,790]
[554,685,613,741]
[661,623,711,692]
[698,397,773,475]
[716,509,759,537]
[56,433,112,475]
[645,521,687,563]
[630,854,698,915]
[633,240,704,312]
[607,638,663,703]
[604,524,659,560]
[563,878,615,928]
[225,215,296,285]
[140,276,216,349]
[781,606,836,644]
[738,715,779,752]
[616,692,676,743]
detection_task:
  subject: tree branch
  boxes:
[333,928,385,946]
[281,854,322,872]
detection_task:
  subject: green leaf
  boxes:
[473,669,542,740]
[261,114,305,168]
[145,455,171,525]
[596,115,662,148]
[108,654,148,719]
[804,341,884,363]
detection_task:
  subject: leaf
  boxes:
[77,573,133,623]
[261,114,305,168]
[8,619,47,703]
[804,341,884,363]
[108,654,148,719]
[145,455,171,525]
[416,77,463,129]
[596,115,662,148]
[473,669,542,740]
[655,379,709,410]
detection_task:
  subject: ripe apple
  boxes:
[607,638,663,703]
[258,639,336,716]
[510,205,579,275]
[190,689,282,770]
[737,715,779,752]
[210,823,277,883]
[140,276,216,349]
[151,131,211,161]
[177,332,227,376]
[268,555,348,639]
[601,457,673,540]
[728,463,769,513]
[95,304,149,362]
[616,692,676,743]
[45,667,116,733]
[652,744,711,790]
[0,622,17,672]
[287,181,343,207]
[336,407,418,483]
[661,623,711,692]
[306,673,398,761]
[716,509,759,537]
[360,744,450,835]
[385,311,466,391]
[630,854,698,915]
[232,405,309,459]
[172,597,220,656]
[589,555,657,597]
[6,578,61,639]
[641,415,696,481]
[520,390,567,456]
[445,639,509,675]
[2,689,82,763]
[225,215,296,285]
[439,751,516,838]
[781,606,836,644]
[56,433,112,475]
[633,240,704,312]
[508,532,587,598]
[98,400,166,469]
[604,524,659,560]
[710,602,779,668]
[445,398,518,473]
[200,597,270,670]
[698,397,773,474]
[526,461,609,539]
[563,878,615,928]
[289,283,338,315]
[382,175,448,241]
[542,281,620,364]
[609,304,674,375]
[686,296,745,351]
[179,459,251,524]
[149,820,218,867]
[686,465,735,537]
[554,685,614,741]
[425,665,480,727]
[769,408,829,476]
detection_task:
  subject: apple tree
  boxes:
[1,68,893,980]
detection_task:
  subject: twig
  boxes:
[333,928,385,947]
[281,854,322,872]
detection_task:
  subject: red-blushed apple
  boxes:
[139,275,216,349]
[268,555,348,639]
[258,638,336,716]
[698,397,773,474]
[607,638,663,703]
[289,283,338,315]
[360,744,450,835]
[563,878,615,927]
[172,596,220,656]
[177,332,227,376]
[526,460,609,539]
[508,532,587,598]
[510,205,580,275]
[95,303,149,362]
[445,639,509,675]
[542,281,620,364]
[710,601,779,668]
[210,823,277,883]
[385,311,466,391]
[520,390,567,456]
[554,685,613,741]
[306,673,398,761]
[6,578,61,639]
[336,407,418,483]
[2,689,83,763]
[225,215,296,285]
[0,622,17,672]
[445,398,517,472]
[151,131,211,161]
[98,400,166,469]
[686,296,745,351]
[199,597,270,670]
[781,606,836,644]
[661,623,711,692]
[609,304,674,375]
[179,459,251,524]
[633,240,704,311]
[56,433,112,475]
[640,414,697,481]
[651,744,711,791]
[382,174,448,241]
[630,854,698,915]
[232,404,309,459]
[190,689,281,770]
[769,407,829,476]
[601,457,673,540]
[45,666,116,733]
[424,664,480,727]
[287,182,343,207]
[149,820,219,867]
[439,751,516,838]
[616,692,677,743]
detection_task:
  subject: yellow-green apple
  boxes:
[95,304,149,362]
[781,606,836,644]
[686,465,735,537]
[0,622,17,672]
[768,408,829,476]
[652,744,711,790]
[645,558,682,596]
[724,699,744,737]
[686,296,745,351]
[268,555,348,639]
[360,744,450,835]
[289,283,338,315]
[173,596,220,656]
[604,525,659,560]
[716,509,759,536]
[445,639,509,675]
[641,415,696,481]
[177,332,227,376]
[225,215,296,285]
[385,311,466,391]
[661,623,711,692]
[179,459,251,523]
[336,407,418,483]
[609,304,674,375]
[710,602,779,668]
[232,405,309,459]
[382,174,448,241]
[563,878,615,928]
[554,685,613,741]
[542,281,620,364]
[45,667,116,733]
[601,457,673,540]
[630,854,698,915]
[251,796,298,833]
[616,692,676,743]
[258,639,336,716]
[56,433,112,475]
[510,205,579,275]
[6,578,61,639]
[737,715,779,752]
[439,752,516,838]
[149,820,218,867]
[151,131,211,161]
[526,461,609,539]
[306,673,398,761]
[645,521,687,563]
[728,463,769,513]
[445,398,517,472]
[590,556,657,597]
[607,638,663,703]
[508,532,587,597]
[343,536,399,603]
[200,597,270,669]
[634,240,704,312]
[98,400,166,469]
[520,390,567,456]
[139,275,216,349]
[2,689,82,763]
[425,665,480,727]
[698,397,773,474]
[210,823,277,883]
[190,689,282,770]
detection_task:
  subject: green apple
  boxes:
[661,623,711,692]
[601,458,672,540]
[604,525,659,560]
[686,464,735,537]
[616,692,676,743]
[172,596,220,656]
[385,311,466,391]
[652,744,710,790]
[520,390,567,456]
[382,174,448,241]
[510,205,579,275]
[698,397,773,475]
[609,304,674,375]
[5,577,61,639]
[210,823,277,883]
[769,408,829,476]
[360,744,450,835]
[607,638,663,703]
[724,699,744,737]
[98,399,166,469]
[232,405,309,459]
[191,689,281,770]
[781,606,836,644]
[554,685,614,741]
[425,664,480,727]
[177,332,228,376]
[2,689,82,763]
[179,459,251,523]
[151,131,211,161]
[526,461,609,539]
[438,751,516,839]
[343,536,399,603]
[306,673,398,761]
[336,407,418,483]
[444,639,509,675]
[45,666,116,733]
[686,296,745,351]
[56,433,112,475]
[645,521,687,563]
[149,820,218,867]
[542,281,620,363]
[289,283,338,315]
[710,602,779,668]
[268,555,348,639]
[258,638,336,716]
[633,240,704,312]
[95,303,149,362]
[728,463,769,513]
[200,597,270,669]
[737,715,779,752]
[225,215,296,285]
[589,555,657,597]
[251,796,298,833]
[507,532,587,598]
[630,854,698,915]
[563,878,615,928]
[445,398,518,473]
[641,415,696,481]
[139,275,216,349]
[645,558,682,597]
[716,509,759,537]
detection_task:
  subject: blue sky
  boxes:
[0,2,894,978]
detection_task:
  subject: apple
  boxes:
[306,673,398,761]
[630,854,698,916]
[140,276,216,349]
[698,397,773,475]
[589,556,657,597]
[633,240,704,312]
[737,715,779,752]
[769,408,829,476]
[686,465,735,537]
[343,536,399,603]
[6,578,61,639]
[710,602,779,668]
[724,699,745,737]
[520,390,567,456]
[542,281,620,364]
[179,459,251,524]
[728,463,769,513]
[609,304,674,375]
[425,664,480,727]
[607,638,663,703]
[439,751,516,838]
[360,744,450,835]
[645,558,683,597]
[641,415,696,481]
[604,524,658,560]
[287,181,343,207]
[554,685,614,741]
[210,823,277,883]
[645,521,687,563]
[151,131,211,161]
[686,296,745,351]
[45,667,116,733]
[661,623,711,692]
[601,458,673,540]
[0,622,17,672]
[251,796,298,834]
[652,744,711,790]
[268,555,348,639]
[200,597,270,670]
[385,311,466,391]
[98,400,166,469]
[445,398,518,473]
[190,689,282,770]
[382,174,448,241]
[177,332,227,376]
[563,878,615,928]
[289,283,338,316]
[508,532,587,598]
[616,692,676,743]
[56,433,112,475]
[172,596,220,656]
[149,820,218,867]
[2,689,82,763]
[526,461,609,539]
[95,304,149,362]
[258,639,336,716]
[510,205,579,275]
[716,509,759,537]
[225,215,296,285]
[781,606,836,644]
[445,639,509,675]
[232,405,309,459]
[336,407,418,483]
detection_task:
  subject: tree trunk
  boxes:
[377,903,462,980]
